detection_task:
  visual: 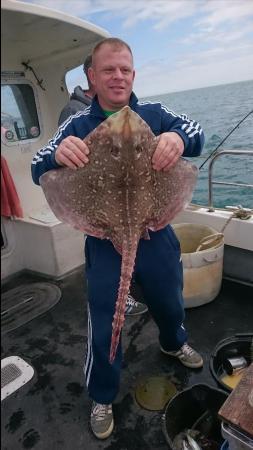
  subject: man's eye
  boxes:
[111,146,120,158]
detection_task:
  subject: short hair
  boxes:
[92,37,133,61]
[83,54,92,76]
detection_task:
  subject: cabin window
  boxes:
[1,84,40,144]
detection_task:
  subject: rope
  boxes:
[195,207,252,252]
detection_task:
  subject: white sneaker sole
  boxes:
[92,418,114,440]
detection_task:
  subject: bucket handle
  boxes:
[196,233,224,252]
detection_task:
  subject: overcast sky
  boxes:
[18,0,253,96]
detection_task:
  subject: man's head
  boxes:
[89,38,135,111]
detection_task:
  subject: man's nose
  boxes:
[113,68,124,78]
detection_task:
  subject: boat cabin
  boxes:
[1,0,109,281]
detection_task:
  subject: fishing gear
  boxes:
[199,109,253,170]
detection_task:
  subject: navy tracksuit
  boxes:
[84,228,186,404]
[31,92,204,404]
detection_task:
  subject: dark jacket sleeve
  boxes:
[160,104,205,157]
[31,121,75,185]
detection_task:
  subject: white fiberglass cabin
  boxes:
[1,0,109,281]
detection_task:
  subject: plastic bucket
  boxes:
[172,223,224,308]
[162,383,228,450]
[210,334,253,392]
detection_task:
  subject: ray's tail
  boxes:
[109,234,139,364]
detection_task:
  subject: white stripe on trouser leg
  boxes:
[84,306,93,388]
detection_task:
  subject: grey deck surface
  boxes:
[1,268,252,450]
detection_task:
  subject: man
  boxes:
[58,54,95,126]
[31,38,204,440]
[58,53,147,316]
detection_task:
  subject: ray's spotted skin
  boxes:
[40,107,198,363]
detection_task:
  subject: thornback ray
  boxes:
[40,106,198,363]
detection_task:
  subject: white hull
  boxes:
[2,203,253,285]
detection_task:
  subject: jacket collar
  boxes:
[90,92,139,118]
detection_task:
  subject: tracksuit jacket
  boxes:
[31,92,204,184]
[31,92,204,404]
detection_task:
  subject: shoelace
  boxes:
[92,404,111,421]
[181,344,195,356]
[126,295,138,308]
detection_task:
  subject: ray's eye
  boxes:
[135,144,143,156]
[111,146,120,159]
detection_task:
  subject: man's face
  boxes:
[89,44,135,111]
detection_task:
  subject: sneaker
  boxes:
[160,343,203,369]
[125,294,148,316]
[90,402,114,439]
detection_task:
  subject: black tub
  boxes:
[162,383,228,449]
[210,333,253,392]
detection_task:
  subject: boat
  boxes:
[1,1,252,449]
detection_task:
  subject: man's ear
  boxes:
[88,67,95,85]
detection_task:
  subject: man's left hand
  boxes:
[152,132,184,171]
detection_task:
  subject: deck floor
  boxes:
[1,268,252,450]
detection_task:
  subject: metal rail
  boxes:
[208,150,253,211]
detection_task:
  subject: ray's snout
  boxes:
[109,106,140,139]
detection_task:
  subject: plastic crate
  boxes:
[221,423,253,450]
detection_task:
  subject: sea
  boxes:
[142,79,253,209]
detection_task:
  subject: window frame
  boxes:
[1,75,43,147]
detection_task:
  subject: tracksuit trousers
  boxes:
[84,225,187,404]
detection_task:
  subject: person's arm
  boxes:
[152,104,204,171]
[31,121,89,185]
[160,104,204,157]
[31,134,64,186]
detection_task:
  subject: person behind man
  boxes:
[59,53,148,317]
[58,54,95,126]
[31,37,205,440]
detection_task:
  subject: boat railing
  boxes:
[208,150,253,211]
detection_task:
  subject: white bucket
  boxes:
[172,223,224,308]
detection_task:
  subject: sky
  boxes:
[16,0,253,97]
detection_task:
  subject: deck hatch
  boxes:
[1,363,22,388]
[1,356,34,401]
[1,282,61,334]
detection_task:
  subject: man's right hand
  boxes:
[55,136,89,169]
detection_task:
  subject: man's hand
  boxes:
[152,132,184,171]
[55,136,89,169]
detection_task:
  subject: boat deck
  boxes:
[1,268,252,450]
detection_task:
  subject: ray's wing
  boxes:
[39,118,123,239]
[148,158,198,231]
[40,166,110,238]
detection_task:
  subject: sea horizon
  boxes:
[143,79,253,209]
[141,78,253,100]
